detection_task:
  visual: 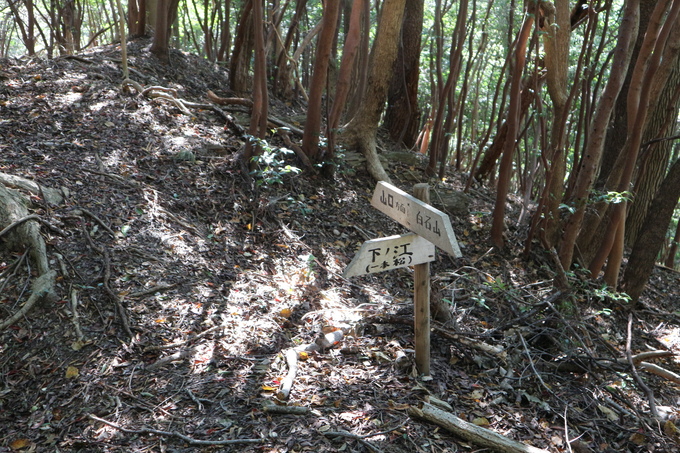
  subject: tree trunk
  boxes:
[150,0,180,60]
[625,39,680,246]
[128,0,146,37]
[340,0,406,182]
[664,214,680,268]
[490,10,534,249]
[622,158,680,301]
[534,0,571,248]
[557,0,640,269]
[230,0,254,94]
[590,0,680,284]
[243,0,268,167]
[328,0,365,160]
[302,0,340,163]
[383,0,424,149]
[273,0,307,98]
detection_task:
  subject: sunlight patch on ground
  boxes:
[54,91,83,106]
[657,327,680,363]
[89,100,116,112]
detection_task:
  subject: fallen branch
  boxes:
[129,283,178,299]
[75,208,116,237]
[626,313,658,419]
[277,329,344,400]
[616,350,674,365]
[143,325,222,353]
[639,362,680,385]
[262,404,310,415]
[88,414,263,446]
[408,402,550,453]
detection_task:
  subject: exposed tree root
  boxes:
[0,183,58,330]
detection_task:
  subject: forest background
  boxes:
[4,0,680,298]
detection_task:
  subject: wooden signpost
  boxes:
[344,182,462,376]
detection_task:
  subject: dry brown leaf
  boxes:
[65,366,79,379]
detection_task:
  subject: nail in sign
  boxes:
[370,182,462,257]
[343,233,435,278]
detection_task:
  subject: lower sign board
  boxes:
[343,233,436,278]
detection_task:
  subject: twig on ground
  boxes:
[81,167,139,187]
[519,333,561,403]
[638,361,680,385]
[262,404,310,415]
[0,249,28,296]
[88,414,263,445]
[80,223,132,338]
[143,325,222,352]
[322,429,383,453]
[186,388,213,411]
[626,313,658,419]
[146,347,197,370]
[616,350,674,365]
[77,208,116,237]
[70,287,86,343]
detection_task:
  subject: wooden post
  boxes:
[413,183,431,376]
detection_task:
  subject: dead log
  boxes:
[408,402,549,453]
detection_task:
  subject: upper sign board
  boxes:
[370,182,462,257]
[343,233,435,278]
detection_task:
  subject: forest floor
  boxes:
[1,40,680,453]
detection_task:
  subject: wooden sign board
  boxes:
[343,233,435,278]
[371,182,462,257]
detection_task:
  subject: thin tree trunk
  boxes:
[328,0,364,159]
[243,0,268,167]
[302,0,340,163]
[490,10,534,249]
[557,0,640,269]
[664,213,680,268]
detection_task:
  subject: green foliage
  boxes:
[590,190,633,205]
[249,138,301,187]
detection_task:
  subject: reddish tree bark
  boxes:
[557,0,640,269]
[490,10,534,249]
[327,0,365,159]
[150,0,180,60]
[243,0,268,166]
[383,0,424,149]
[301,0,341,163]
[230,0,254,94]
[128,0,146,37]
